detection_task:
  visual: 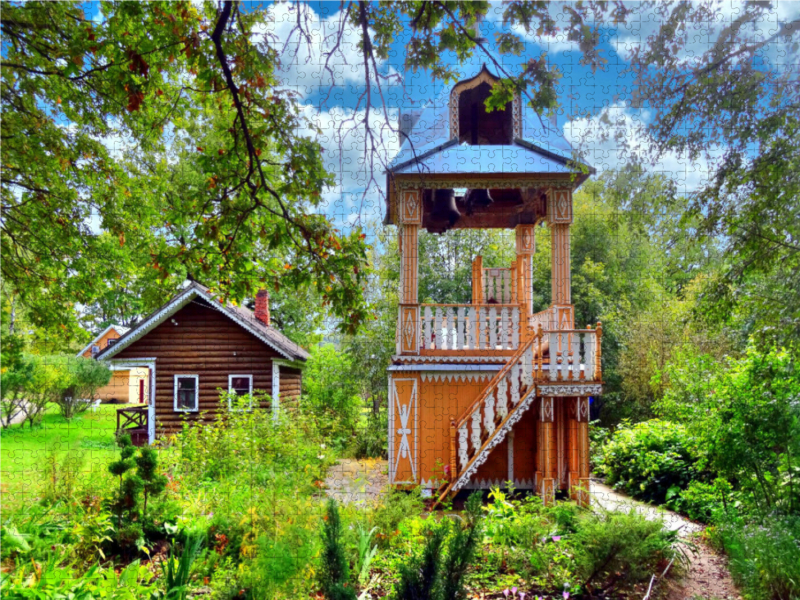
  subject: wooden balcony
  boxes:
[116,405,148,446]
[420,303,522,351]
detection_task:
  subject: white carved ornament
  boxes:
[392,379,417,483]
[538,384,602,397]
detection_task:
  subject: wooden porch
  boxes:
[116,405,148,446]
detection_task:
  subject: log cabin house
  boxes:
[77,324,149,404]
[386,66,602,506]
[96,282,308,445]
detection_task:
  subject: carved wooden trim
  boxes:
[538,384,602,397]
[576,397,590,422]
[451,385,538,492]
[540,397,555,422]
[399,189,422,225]
[448,69,523,140]
[515,224,536,255]
[394,176,577,191]
[399,305,420,355]
[389,377,418,484]
[546,188,573,224]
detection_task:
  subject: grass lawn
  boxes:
[1,403,136,509]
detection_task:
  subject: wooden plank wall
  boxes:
[115,299,286,435]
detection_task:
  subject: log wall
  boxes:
[114,299,299,436]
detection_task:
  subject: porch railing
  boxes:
[116,406,148,446]
[420,304,521,350]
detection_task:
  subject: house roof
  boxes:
[96,282,310,362]
[387,65,582,173]
[76,324,129,358]
[388,139,581,175]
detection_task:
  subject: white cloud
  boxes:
[251,2,396,100]
[297,103,400,228]
[564,103,717,194]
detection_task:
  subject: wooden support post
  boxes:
[539,397,556,506]
[449,419,457,481]
[472,255,484,304]
[547,189,573,330]
[595,321,603,381]
[569,396,591,507]
[515,224,535,340]
[398,190,420,355]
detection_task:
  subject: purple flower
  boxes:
[504,590,510,598]
[563,592,570,599]
[512,588,518,595]
[552,535,562,541]
[519,594,526,600]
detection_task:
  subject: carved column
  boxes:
[538,396,556,506]
[568,396,591,506]
[398,190,420,355]
[546,189,573,330]
[515,224,535,339]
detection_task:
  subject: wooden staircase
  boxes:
[433,323,601,507]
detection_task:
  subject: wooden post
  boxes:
[398,189,421,355]
[449,419,457,481]
[539,397,556,506]
[547,189,573,329]
[515,224,535,341]
[595,321,603,381]
[472,255,484,304]
[567,399,580,502]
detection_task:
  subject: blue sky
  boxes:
[240,0,798,232]
[81,1,799,231]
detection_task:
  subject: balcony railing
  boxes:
[420,304,521,351]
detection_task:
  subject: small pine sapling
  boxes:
[319,498,357,600]
[393,520,448,600]
[438,491,484,600]
[108,435,141,528]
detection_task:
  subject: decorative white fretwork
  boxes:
[496,378,508,420]
[470,409,482,453]
[484,390,496,435]
[538,383,603,397]
[390,378,418,484]
[510,364,520,406]
[458,424,469,469]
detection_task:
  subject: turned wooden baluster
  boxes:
[458,423,469,470]
[484,389,496,435]
[496,377,509,420]
[470,409,482,454]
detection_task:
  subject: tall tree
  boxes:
[1,1,369,335]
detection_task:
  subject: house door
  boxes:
[139,379,145,404]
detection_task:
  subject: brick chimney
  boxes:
[254,289,270,326]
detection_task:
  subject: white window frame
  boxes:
[228,374,253,411]
[173,374,199,412]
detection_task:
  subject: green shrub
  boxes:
[711,515,800,600]
[672,478,734,523]
[351,410,388,459]
[599,419,702,504]
[372,488,425,546]
[319,499,357,600]
[393,491,483,600]
[571,509,677,595]
[303,344,364,451]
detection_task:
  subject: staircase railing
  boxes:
[434,322,602,506]
[448,325,546,481]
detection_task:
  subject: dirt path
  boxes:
[323,458,389,507]
[591,480,740,600]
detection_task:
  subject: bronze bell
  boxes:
[464,188,493,215]
[428,188,460,232]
